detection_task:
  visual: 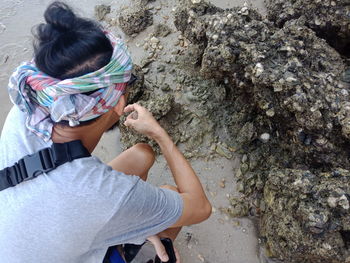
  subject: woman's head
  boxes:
[9,1,132,141]
[33,1,113,80]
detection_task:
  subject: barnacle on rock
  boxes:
[265,0,350,57]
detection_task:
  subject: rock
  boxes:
[140,58,153,68]
[94,4,111,21]
[220,197,249,217]
[265,0,350,57]
[215,143,232,159]
[174,0,348,168]
[150,36,160,44]
[259,133,270,143]
[154,23,172,37]
[261,168,350,262]
[118,3,153,36]
[171,1,350,262]
[142,68,150,74]
[219,179,226,188]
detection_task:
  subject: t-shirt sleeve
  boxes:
[96,176,183,246]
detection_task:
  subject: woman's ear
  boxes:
[113,95,127,117]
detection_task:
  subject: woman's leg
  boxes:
[108,143,155,181]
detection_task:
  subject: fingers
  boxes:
[124,105,139,127]
[124,103,145,114]
[147,235,169,262]
[124,104,136,113]
[124,115,136,127]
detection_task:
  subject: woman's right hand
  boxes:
[123,103,164,139]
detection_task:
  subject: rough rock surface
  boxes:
[265,0,350,57]
[118,3,153,36]
[173,0,350,262]
[94,4,111,21]
[261,169,350,263]
[175,0,349,168]
[120,64,228,157]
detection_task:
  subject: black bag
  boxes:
[0,140,90,191]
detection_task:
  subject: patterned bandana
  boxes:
[8,32,132,141]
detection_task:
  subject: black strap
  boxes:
[0,140,90,191]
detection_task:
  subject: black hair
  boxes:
[33,1,113,80]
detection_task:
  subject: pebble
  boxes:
[266,108,275,117]
[215,144,232,159]
[0,22,6,33]
[260,133,271,143]
[219,179,226,188]
[254,63,264,77]
[210,191,217,197]
[197,254,205,262]
[286,76,297,82]
[150,36,160,44]
[183,40,189,48]
[142,68,150,74]
[156,64,166,72]
[237,181,244,193]
[341,89,349,96]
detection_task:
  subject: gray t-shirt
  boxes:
[0,106,183,263]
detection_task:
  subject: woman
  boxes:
[5,1,182,262]
[1,1,211,262]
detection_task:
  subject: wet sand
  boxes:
[0,1,266,262]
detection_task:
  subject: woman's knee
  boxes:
[132,143,155,167]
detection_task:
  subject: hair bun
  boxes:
[44,1,76,32]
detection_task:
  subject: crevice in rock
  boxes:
[310,24,350,58]
[340,230,350,249]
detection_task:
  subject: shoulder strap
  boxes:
[0,140,90,191]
